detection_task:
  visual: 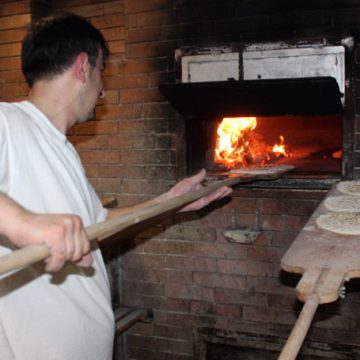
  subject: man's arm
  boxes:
[0,192,92,272]
[107,169,232,219]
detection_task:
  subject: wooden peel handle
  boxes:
[0,175,245,277]
[278,294,319,360]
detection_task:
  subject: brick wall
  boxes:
[2,1,360,359]
[0,0,30,101]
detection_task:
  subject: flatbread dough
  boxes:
[230,164,294,175]
[324,195,360,212]
[337,181,360,195]
[316,212,360,235]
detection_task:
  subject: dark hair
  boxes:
[21,13,109,87]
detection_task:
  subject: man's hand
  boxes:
[166,169,233,212]
[0,193,92,273]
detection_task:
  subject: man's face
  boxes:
[78,50,105,123]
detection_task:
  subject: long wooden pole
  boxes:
[0,174,254,277]
[278,294,319,360]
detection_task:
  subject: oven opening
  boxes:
[187,114,342,177]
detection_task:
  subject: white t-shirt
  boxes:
[0,101,114,360]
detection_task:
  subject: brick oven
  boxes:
[2,1,360,360]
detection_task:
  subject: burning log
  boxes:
[214,116,291,169]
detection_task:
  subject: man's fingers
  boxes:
[201,186,231,207]
[189,168,206,186]
[75,253,93,268]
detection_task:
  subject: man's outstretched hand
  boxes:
[165,169,233,212]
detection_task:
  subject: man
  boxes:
[0,13,232,359]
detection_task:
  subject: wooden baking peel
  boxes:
[0,165,294,277]
[279,183,359,359]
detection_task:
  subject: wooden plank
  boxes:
[279,181,360,359]
[0,165,294,277]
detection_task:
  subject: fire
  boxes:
[214,117,290,168]
[272,136,290,158]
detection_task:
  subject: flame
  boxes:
[214,117,290,168]
[272,136,290,158]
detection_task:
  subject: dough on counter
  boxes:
[324,195,360,212]
[337,181,360,195]
[316,212,360,235]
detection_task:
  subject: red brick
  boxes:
[126,40,176,59]
[260,214,284,231]
[216,259,248,275]
[282,199,318,216]
[191,300,242,317]
[121,179,169,195]
[0,69,24,82]
[143,239,193,256]
[98,90,118,105]
[246,276,284,293]
[258,198,284,214]
[89,177,122,193]
[242,305,299,325]
[114,193,152,207]
[125,0,171,13]
[248,246,284,263]
[123,279,164,296]
[65,3,104,18]
[0,28,26,44]
[108,39,125,54]
[153,337,193,355]
[0,14,30,30]
[144,165,177,180]
[108,134,154,149]
[165,255,217,272]
[193,272,247,289]
[122,252,167,269]
[154,324,193,341]
[164,283,214,302]
[98,164,145,178]
[104,73,148,90]
[103,1,124,15]
[96,104,142,119]
[0,1,30,16]
[0,82,28,97]
[285,215,309,231]
[120,87,162,104]
[92,14,125,29]
[70,135,108,150]
[119,58,167,74]
[73,120,118,135]
[143,103,175,118]
[194,243,248,259]
[127,27,161,43]
[79,149,120,164]
[83,164,99,178]
[225,196,258,213]
[134,10,176,27]
[0,42,21,57]
[102,27,125,41]
[103,59,124,76]
[214,288,268,306]
[0,56,21,70]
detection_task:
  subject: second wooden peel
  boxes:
[0,172,268,277]
[278,268,343,359]
[278,182,360,359]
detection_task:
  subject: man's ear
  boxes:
[74,52,90,83]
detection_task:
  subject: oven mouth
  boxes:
[160,77,344,188]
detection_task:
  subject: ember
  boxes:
[214,117,291,168]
